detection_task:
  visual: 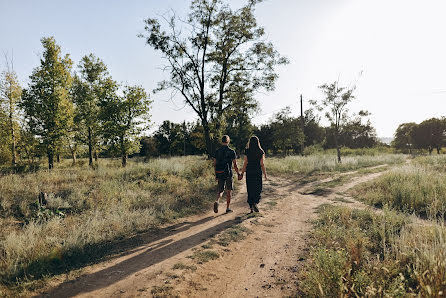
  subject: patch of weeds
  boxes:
[187,250,219,264]
[296,205,432,297]
[216,225,252,247]
[151,285,177,298]
[314,203,332,213]
[172,263,197,271]
[165,272,181,280]
[264,201,277,207]
[201,243,213,249]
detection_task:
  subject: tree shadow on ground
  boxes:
[37,215,245,298]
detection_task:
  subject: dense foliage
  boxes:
[392,118,446,154]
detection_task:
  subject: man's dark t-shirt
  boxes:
[214,145,236,178]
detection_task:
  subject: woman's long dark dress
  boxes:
[245,149,264,207]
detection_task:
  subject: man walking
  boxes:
[213,135,240,213]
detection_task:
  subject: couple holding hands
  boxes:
[213,135,268,214]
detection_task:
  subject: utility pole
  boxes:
[183,121,186,156]
[300,94,305,156]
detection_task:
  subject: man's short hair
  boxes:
[222,135,230,143]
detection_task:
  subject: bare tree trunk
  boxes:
[72,151,77,165]
[203,120,213,158]
[68,143,76,165]
[121,136,127,167]
[334,128,341,163]
[10,115,16,166]
[88,126,93,166]
[48,150,54,170]
[56,154,60,163]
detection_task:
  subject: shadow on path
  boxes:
[38,215,244,297]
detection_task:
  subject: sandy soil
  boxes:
[36,169,387,298]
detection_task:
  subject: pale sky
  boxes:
[1,0,445,138]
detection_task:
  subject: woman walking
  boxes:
[239,136,268,213]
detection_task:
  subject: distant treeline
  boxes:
[393,118,446,154]
[141,106,380,157]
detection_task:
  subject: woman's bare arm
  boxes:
[260,154,267,180]
[241,156,248,175]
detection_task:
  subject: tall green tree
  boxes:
[311,81,356,163]
[270,107,304,155]
[392,122,417,153]
[21,37,73,169]
[0,58,22,165]
[100,85,151,167]
[72,54,116,166]
[412,118,445,154]
[325,117,377,149]
[224,89,257,154]
[303,108,325,147]
[141,0,287,155]
[154,120,183,156]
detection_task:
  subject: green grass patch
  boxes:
[216,225,252,247]
[187,250,220,264]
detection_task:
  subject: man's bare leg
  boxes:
[226,190,232,212]
[214,190,223,213]
[217,191,224,202]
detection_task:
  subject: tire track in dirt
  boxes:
[36,167,390,298]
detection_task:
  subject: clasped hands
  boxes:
[237,173,244,180]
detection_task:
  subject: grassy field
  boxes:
[266,153,405,175]
[352,155,446,219]
[0,156,215,294]
[0,151,416,296]
[298,205,446,297]
[298,155,446,296]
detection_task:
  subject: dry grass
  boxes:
[0,156,215,292]
[266,154,405,176]
[353,156,446,219]
[298,205,446,297]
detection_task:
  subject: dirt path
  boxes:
[37,168,387,298]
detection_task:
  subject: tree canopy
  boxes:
[141,0,287,155]
[21,37,74,169]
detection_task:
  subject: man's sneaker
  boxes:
[253,204,259,212]
[213,201,219,213]
[226,208,233,213]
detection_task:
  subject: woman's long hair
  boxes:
[246,136,265,155]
